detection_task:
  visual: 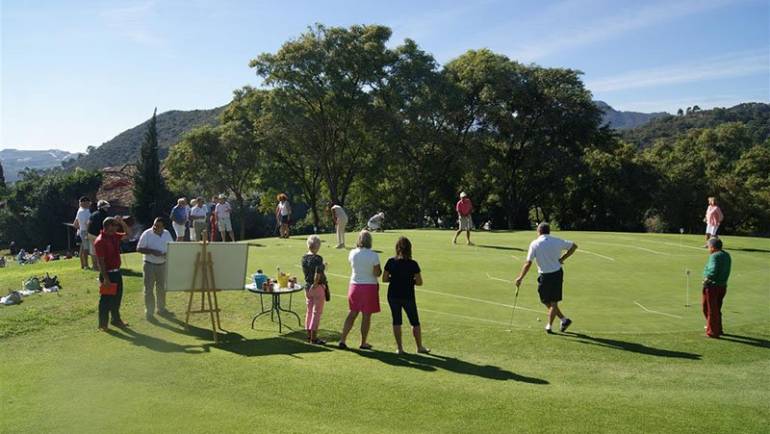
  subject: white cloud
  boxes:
[587,49,769,92]
[506,0,741,61]
[100,1,161,46]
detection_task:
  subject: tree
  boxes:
[132,108,171,226]
[0,160,5,192]
[677,108,684,116]
[166,92,266,240]
[250,24,396,206]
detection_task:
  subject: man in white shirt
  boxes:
[73,196,93,270]
[215,194,235,241]
[189,197,208,241]
[137,217,174,320]
[329,203,348,248]
[514,223,578,334]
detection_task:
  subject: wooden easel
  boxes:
[184,233,222,342]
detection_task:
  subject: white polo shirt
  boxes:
[348,247,380,284]
[137,228,174,264]
[526,234,573,274]
[332,205,347,221]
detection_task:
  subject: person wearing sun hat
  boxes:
[452,192,474,245]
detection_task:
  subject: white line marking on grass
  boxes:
[306,266,541,313]
[588,241,671,256]
[511,255,519,260]
[486,273,514,284]
[633,301,683,319]
[577,249,615,261]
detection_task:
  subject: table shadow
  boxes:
[205,333,332,358]
[352,349,549,384]
[720,334,770,349]
[562,332,701,360]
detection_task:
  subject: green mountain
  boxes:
[595,101,668,130]
[621,102,770,148]
[64,107,225,170]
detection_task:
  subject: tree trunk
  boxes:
[235,193,246,241]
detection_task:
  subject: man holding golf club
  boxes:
[514,223,578,334]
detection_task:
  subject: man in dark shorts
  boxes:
[94,216,130,331]
[514,223,578,334]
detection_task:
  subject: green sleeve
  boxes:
[703,255,716,280]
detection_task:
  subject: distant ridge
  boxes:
[0,149,79,182]
[64,106,225,171]
[595,101,668,130]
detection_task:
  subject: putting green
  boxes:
[1,230,768,433]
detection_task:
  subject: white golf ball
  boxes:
[537,317,541,322]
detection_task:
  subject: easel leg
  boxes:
[185,290,194,330]
[206,290,218,343]
[212,290,222,330]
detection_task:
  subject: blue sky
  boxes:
[1,0,768,153]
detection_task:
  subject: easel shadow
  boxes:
[155,316,332,358]
[562,332,702,359]
[720,334,770,349]
[352,350,549,384]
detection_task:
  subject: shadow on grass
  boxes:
[563,333,701,360]
[107,327,209,354]
[119,268,143,277]
[720,334,770,349]
[477,244,526,252]
[730,247,770,254]
[352,350,549,384]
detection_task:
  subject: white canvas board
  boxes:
[165,242,249,291]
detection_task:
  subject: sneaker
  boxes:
[545,328,554,334]
[417,347,431,354]
[335,244,345,249]
[157,309,173,317]
[97,326,109,332]
[110,321,130,328]
[560,318,572,332]
[338,342,348,350]
[467,241,474,246]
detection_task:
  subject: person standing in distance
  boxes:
[514,222,578,334]
[170,198,188,242]
[73,196,92,270]
[275,193,292,239]
[215,194,235,241]
[702,238,731,338]
[452,192,474,245]
[87,199,112,272]
[329,203,348,249]
[703,196,724,247]
[136,217,174,320]
[94,216,130,331]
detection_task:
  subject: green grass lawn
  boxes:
[1,230,769,433]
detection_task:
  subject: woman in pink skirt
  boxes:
[338,230,381,350]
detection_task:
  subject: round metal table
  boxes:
[246,283,304,333]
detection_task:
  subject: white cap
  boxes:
[459,192,467,198]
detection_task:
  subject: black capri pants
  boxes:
[387,297,420,326]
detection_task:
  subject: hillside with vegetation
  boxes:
[0,149,79,182]
[63,107,225,170]
[621,102,770,148]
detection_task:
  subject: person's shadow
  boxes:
[352,350,549,384]
[720,334,770,349]
[562,332,702,359]
[477,244,527,252]
[106,327,209,354]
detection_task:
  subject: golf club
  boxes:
[506,283,521,332]
[685,268,691,307]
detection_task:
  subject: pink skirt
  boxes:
[348,283,380,313]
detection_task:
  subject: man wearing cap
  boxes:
[702,238,731,338]
[73,196,92,270]
[215,194,235,241]
[87,200,111,271]
[514,222,578,334]
[137,217,174,320]
[452,192,474,245]
[94,216,130,330]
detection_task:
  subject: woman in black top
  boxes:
[301,235,328,344]
[383,236,429,354]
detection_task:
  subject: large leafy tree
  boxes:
[132,109,171,226]
[166,90,266,240]
[250,24,396,206]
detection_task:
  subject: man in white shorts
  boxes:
[452,192,474,245]
[169,198,189,241]
[215,194,235,241]
[73,196,92,269]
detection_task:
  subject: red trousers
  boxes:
[702,285,727,337]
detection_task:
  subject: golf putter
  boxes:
[506,284,521,332]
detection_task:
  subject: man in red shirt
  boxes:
[94,216,129,331]
[452,192,474,245]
